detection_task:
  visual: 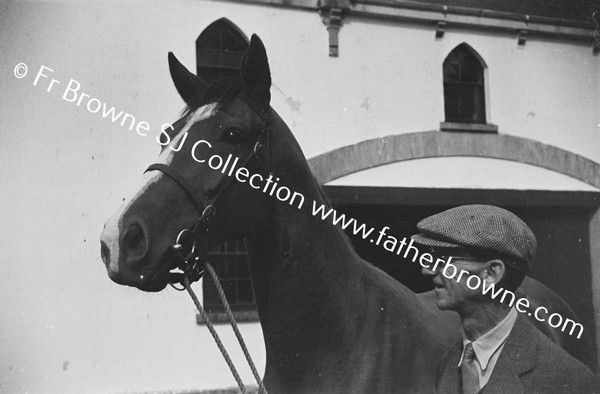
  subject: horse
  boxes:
[100,34,595,392]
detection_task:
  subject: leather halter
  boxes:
[144,95,272,287]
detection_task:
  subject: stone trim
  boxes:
[307,131,600,189]
[197,310,260,324]
[440,122,498,133]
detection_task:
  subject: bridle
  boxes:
[142,93,272,393]
[143,94,271,393]
[145,94,272,289]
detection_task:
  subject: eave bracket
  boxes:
[319,0,351,57]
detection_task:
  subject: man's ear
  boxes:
[240,34,271,106]
[480,260,506,285]
[168,52,209,106]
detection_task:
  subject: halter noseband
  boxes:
[145,95,272,288]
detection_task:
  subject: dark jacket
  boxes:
[436,315,600,393]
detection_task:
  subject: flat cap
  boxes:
[411,204,537,269]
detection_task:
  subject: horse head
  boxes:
[100,35,297,292]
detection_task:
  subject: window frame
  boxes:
[441,43,498,133]
[201,239,259,324]
[195,18,250,83]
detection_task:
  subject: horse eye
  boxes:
[222,128,244,144]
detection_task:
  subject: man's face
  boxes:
[422,251,489,313]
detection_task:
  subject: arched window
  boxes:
[196,18,249,83]
[443,44,486,124]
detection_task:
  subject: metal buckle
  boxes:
[188,256,205,282]
[174,228,197,261]
[201,205,216,223]
[253,141,263,157]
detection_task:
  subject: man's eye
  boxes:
[222,129,244,144]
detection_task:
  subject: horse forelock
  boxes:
[182,78,243,117]
[180,103,218,134]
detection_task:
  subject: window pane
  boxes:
[237,259,251,277]
[473,86,485,123]
[443,84,461,121]
[458,86,485,123]
[443,61,461,82]
[203,279,222,312]
[221,259,235,278]
[203,238,256,313]
[196,19,249,83]
[210,255,226,275]
[225,240,238,254]
[220,279,237,301]
[221,28,247,52]
[460,52,483,83]
[237,280,255,304]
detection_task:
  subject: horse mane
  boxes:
[182,78,244,117]
[311,174,366,254]
[313,175,332,209]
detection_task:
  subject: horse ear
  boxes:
[168,52,208,105]
[241,34,271,106]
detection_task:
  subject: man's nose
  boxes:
[421,265,437,277]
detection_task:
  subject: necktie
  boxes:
[461,342,480,394]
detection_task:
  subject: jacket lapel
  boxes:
[438,343,462,393]
[482,315,537,393]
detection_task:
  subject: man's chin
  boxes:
[434,289,453,310]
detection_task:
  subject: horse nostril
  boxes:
[100,240,111,267]
[122,223,146,254]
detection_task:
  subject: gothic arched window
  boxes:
[196,18,249,83]
[443,44,486,124]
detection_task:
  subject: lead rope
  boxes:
[205,263,268,394]
[183,265,268,394]
[183,275,247,393]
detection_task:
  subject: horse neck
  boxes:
[240,115,451,389]
[245,174,358,323]
[243,116,372,364]
[243,180,442,383]
[245,203,365,372]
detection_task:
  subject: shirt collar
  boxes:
[458,307,518,370]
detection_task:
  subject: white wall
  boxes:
[266,15,600,162]
[1,1,598,393]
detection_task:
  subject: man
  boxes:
[412,204,599,394]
